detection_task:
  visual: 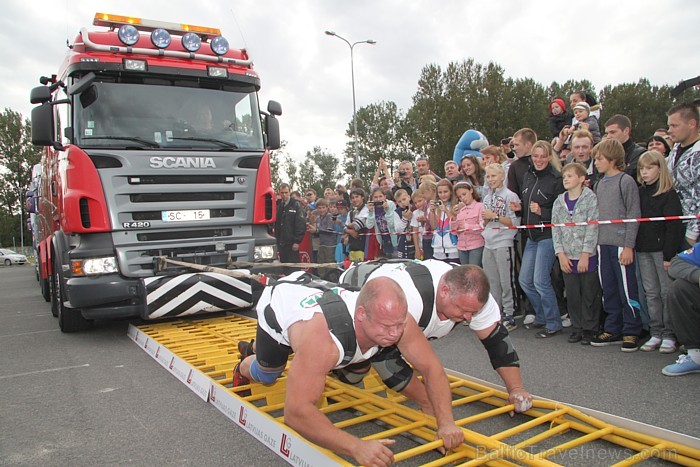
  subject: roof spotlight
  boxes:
[210,36,229,55]
[181,32,201,52]
[150,28,171,48]
[117,24,139,46]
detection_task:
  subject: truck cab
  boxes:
[29,13,281,331]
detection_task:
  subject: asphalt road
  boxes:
[1,265,698,466]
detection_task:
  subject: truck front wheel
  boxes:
[53,256,90,332]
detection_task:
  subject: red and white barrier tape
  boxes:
[343,213,700,236]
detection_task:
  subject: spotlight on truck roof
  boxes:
[210,36,229,56]
[117,24,140,46]
[150,28,171,49]
[181,32,201,52]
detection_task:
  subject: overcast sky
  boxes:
[3,0,699,160]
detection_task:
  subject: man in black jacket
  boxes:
[275,183,306,271]
[603,114,646,181]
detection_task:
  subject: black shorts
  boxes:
[255,325,292,369]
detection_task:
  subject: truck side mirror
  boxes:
[25,191,37,214]
[267,100,282,116]
[265,115,280,150]
[30,86,52,104]
[31,103,62,150]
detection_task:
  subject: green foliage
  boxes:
[343,101,414,181]
[288,146,343,195]
[600,79,688,142]
[0,108,41,247]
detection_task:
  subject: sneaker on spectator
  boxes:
[621,335,639,352]
[561,316,572,328]
[662,354,700,376]
[659,339,677,354]
[590,332,623,347]
[512,309,525,321]
[640,336,661,352]
[502,316,517,332]
[523,314,535,325]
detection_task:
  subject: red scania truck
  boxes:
[28,13,281,332]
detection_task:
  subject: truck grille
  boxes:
[94,150,264,278]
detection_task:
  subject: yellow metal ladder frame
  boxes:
[129,315,700,466]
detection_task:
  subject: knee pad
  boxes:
[249,358,284,384]
[372,346,414,392]
[334,362,371,386]
[481,323,520,370]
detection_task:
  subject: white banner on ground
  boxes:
[209,384,340,467]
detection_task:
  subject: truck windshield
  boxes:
[74,80,264,150]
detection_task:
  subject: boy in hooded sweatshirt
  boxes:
[552,162,602,345]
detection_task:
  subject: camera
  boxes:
[398,169,407,177]
[372,201,384,206]
[331,215,338,221]
[435,200,443,206]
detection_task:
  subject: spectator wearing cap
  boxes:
[571,102,601,143]
[648,135,672,158]
[548,98,573,139]
[569,91,602,121]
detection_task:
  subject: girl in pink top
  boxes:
[451,181,485,266]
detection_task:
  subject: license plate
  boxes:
[161,209,210,222]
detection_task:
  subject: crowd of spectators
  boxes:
[273,97,700,376]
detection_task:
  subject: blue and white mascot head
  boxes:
[453,129,489,163]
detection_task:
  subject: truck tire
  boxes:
[53,256,90,332]
[40,274,51,303]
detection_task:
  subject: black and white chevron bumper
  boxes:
[142,272,253,319]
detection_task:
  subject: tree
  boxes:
[293,146,342,195]
[0,108,42,248]
[344,101,413,181]
[598,79,692,141]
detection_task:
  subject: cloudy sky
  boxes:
[3,0,699,160]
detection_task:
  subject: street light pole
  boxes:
[325,31,376,180]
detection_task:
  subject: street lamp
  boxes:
[325,30,376,179]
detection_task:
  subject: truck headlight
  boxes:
[71,257,119,276]
[254,245,275,261]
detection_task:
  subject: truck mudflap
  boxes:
[142,272,253,320]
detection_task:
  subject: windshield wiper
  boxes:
[82,136,161,148]
[170,137,239,149]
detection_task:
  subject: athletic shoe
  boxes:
[568,332,582,343]
[621,335,640,353]
[512,309,526,321]
[502,316,518,332]
[523,314,536,325]
[238,339,255,359]
[659,339,677,354]
[590,332,623,347]
[561,316,572,328]
[232,361,250,387]
[640,336,661,352]
[662,354,700,376]
[535,328,561,339]
[524,322,545,330]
